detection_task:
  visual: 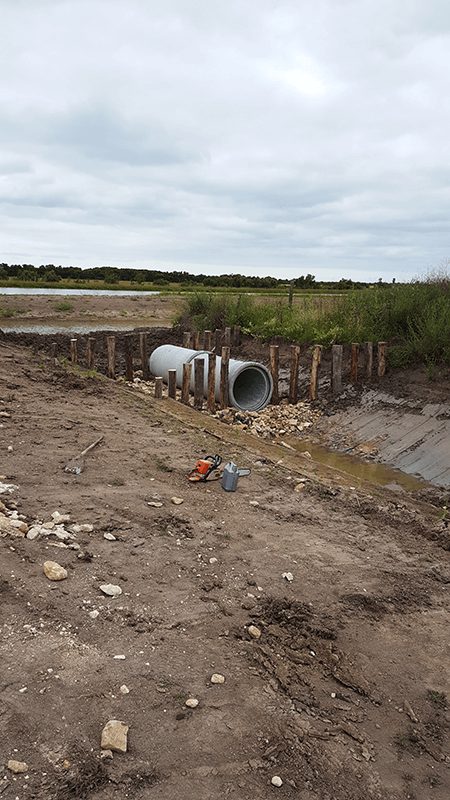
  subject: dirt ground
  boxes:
[1,296,450,800]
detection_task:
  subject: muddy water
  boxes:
[0,317,170,334]
[287,436,425,491]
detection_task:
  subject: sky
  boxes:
[1,0,450,282]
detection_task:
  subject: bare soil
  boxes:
[1,296,450,800]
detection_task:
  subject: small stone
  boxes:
[271,775,283,787]
[211,673,225,684]
[103,533,116,541]
[282,572,294,582]
[171,497,184,505]
[7,445,13,452]
[27,526,42,540]
[7,760,28,773]
[43,561,68,581]
[249,500,259,506]
[89,610,100,619]
[248,625,261,639]
[294,483,305,492]
[209,557,218,564]
[148,501,163,507]
[100,584,122,597]
[100,749,114,759]
[114,655,126,660]
[52,511,71,523]
[119,685,130,694]
[101,720,129,753]
[185,698,199,708]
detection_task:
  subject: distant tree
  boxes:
[103,267,120,284]
[44,268,61,282]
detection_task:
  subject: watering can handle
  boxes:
[237,469,251,477]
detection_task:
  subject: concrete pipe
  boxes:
[149,345,273,412]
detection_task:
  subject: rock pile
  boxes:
[213,400,322,441]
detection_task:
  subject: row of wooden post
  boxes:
[57,332,388,412]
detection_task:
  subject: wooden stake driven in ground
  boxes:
[70,338,77,365]
[183,331,191,349]
[215,329,222,355]
[310,345,322,401]
[203,330,212,352]
[168,369,177,399]
[87,337,95,371]
[107,336,115,379]
[193,331,199,350]
[224,327,231,348]
[378,342,387,376]
[350,343,359,384]
[220,346,230,409]
[289,345,300,404]
[364,341,373,378]
[125,336,133,382]
[181,362,192,405]
[207,353,216,412]
[140,332,149,380]
[331,344,343,394]
[194,358,204,410]
[233,326,241,346]
[270,345,279,405]
[154,376,163,399]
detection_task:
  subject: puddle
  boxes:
[0,317,170,335]
[288,436,424,491]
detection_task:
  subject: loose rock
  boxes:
[171,497,184,505]
[248,625,261,639]
[282,572,294,582]
[101,720,129,753]
[271,775,283,787]
[104,533,116,541]
[43,561,68,581]
[211,673,225,684]
[185,698,199,708]
[100,584,122,597]
[7,760,28,773]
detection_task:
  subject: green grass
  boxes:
[53,300,73,312]
[176,275,450,367]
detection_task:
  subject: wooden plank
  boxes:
[107,336,115,379]
[207,353,216,412]
[220,346,230,409]
[270,345,279,405]
[181,362,192,405]
[194,358,204,410]
[331,344,343,394]
[310,345,322,401]
[168,369,177,399]
[140,332,149,380]
[289,345,300,404]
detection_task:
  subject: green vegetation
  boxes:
[53,299,73,312]
[177,272,450,368]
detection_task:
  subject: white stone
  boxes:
[171,497,184,505]
[209,557,218,564]
[249,500,259,506]
[52,511,71,523]
[271,775,283,787]
[43,561,68,581]
[185,698,199,708]
[119,685,130,694]
[101,720,129,753]
[100,749,114,759]
[211,673,225,684]
[282,572,294,582]
[7,760,28,773]
[27,526,42,540]
[104,533,116,540]
[100,584,122,597]
[89,610,100,619]
[248,625,261,639]
[114,655,126,660]
[148,501,163,507]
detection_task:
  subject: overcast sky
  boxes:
[1,0,450,282]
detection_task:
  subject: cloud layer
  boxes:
[1,0,450,281]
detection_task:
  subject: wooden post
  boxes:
[207,352,216,412]
[70,338,78,365]
[87,337,95,371]
[378,342,387,376]
[220,346,230,409]
[168,369,177,399]
[183,331,191,349]
[203,330,212,351]
[193,331,199,350]
[270,345,279,405]
[364,341,373,378]
[289,345,300,404]
[310,345,322,401]
[215,329,222,355]
[125,335,133,382]
[194,358,204,410]
[331,344,343,394]
[350,343,359,384]
[181,362,192,405]
[154,376,163,399]
[140,332,149,380]
[289,279,294,306]
[224,327,231,348]
[107,336,115,379]
[233,325,241,346]
[51,342,57,360]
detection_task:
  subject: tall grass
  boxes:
[177,276,450,367]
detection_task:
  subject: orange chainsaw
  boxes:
[187,454,222,482]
